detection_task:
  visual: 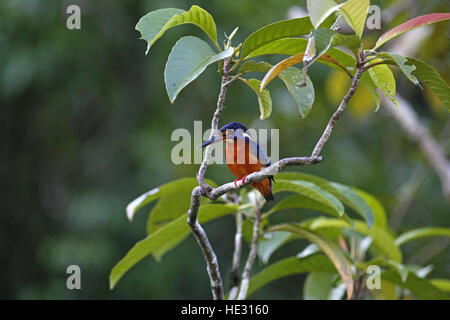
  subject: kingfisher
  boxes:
[201,122,274,201]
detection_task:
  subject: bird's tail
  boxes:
[251,176,274,201]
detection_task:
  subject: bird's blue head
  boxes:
[219,122,248,133]
[200,122,248,148]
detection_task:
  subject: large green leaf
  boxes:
[374,13,450,50]
[377,52,419,85]
[307,0,341,29]
[430,279,450,292]
[125,178,215,235]
[240,17,313,60]
[243,39,380,109]
[165,36,233,103]
[277,67,315,118]
[353,189,387,229]
[257,231,292,264]
[360,72,381,110]
[367,58,398,106]
[395,227,450,246]
[270,194,344,219]
[238,60,272,74]
[136,6,218,55]
[306,217,402,262]
[245,38,308,59]
[239,78,272,120]
[247,254,336,297]
[303,272,337,300]
[382,270,449,300]
[330,182,375,228]
[110,203,238,289]
[275,172,379,228]
[273,180,345,217]
[270,224,354,299]
[406,57,450,111]
[340,0,370,38]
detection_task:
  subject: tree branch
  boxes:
[197,59,231,194]
[188,51,365,299]
[381,94,450,200]
[187,186,224,300]
[311,64,364,157]
[237,205,261,300]
[228,211,243,300]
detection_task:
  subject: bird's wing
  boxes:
[237,132,271,166]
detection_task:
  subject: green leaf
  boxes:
[306,217,402,262]
[406,57,450,111]
[382,270,449,299]
[307,0,341,29]
[145,179,216,235]
[361,72,381,110]
[367,58,398,106]
[270,224,354,299]
[330,182,375,228]
[395,227,450,246]
[340,0,370,38]
[246,38,308,59]
[275,172,380,228]
[136,6,218,55]
[303,272,336,300]
[247,254,336,297]
[353,189,387,229]
[125,178,216,236]
[430,279,450,292]
[374,13,450,50]
[257,231,292,264]
[165,36,233,103]
[377,52,419,85]
[239,78,272,120]
[110,203,238,289]
[305,28,361,65]
[270,194,345,219]
[238,60,272,74]
[273,180,345,218]
[126,178,213,222]
[277,67,315,118]
[241,17,313,60]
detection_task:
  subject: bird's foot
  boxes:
[234,175,249,189]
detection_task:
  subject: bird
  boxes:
[201,122,274,201]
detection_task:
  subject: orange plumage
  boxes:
[200,122,274,201]
[224,136,274,201]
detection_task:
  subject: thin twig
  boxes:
[197,58,232,194]
[237,205,261,300]
[208,156,324,201]
[228,211,243,300]
[362,60,391,72]
[311,61,364,157]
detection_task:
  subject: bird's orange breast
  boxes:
[225,139,273,201]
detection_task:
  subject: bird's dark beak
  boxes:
[197,134,224,149]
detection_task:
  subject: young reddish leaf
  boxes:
[374,13,450,50]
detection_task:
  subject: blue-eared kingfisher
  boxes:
[201,122,274,201]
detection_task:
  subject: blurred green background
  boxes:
[0,0,448,299]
